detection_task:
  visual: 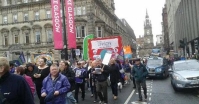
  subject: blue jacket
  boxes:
[123,64,131,73]
[132,64,148,82]
[41,73,71,104]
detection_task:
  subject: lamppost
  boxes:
[61,0,69,60]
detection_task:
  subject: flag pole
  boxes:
[61,0,69,60]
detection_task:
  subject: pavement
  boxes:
[34,77,199,104]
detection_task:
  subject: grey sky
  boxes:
[115,0,165,42]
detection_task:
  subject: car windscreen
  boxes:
[174,61,199,71]
[147,59,163,66]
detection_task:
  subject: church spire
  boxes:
[146,9,149,18]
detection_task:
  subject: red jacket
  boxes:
[24,75,35,95]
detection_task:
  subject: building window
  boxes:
[46,10,51,19]
[14,34,19,44]
[3,0,8,6]
[46,29,52,42]
[3,16,8,24]
[12,0,17,5]
[76,7,81,15]
[76,26,86,38]
[75,6,86,15]
[35,31,41,43]
[96,27,102,37]
[4,35,8,46]
[25,33,30,44]
[81,26,85,37]
[24,13,28,21]
[76,26,81,38]
[147,39,150,43]
[35,11,40,20]
[13,14,18,23]
[82,7,86,15]
[24,0,29,3]
[35,0,39,1]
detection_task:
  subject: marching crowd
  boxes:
[0,56,148,104]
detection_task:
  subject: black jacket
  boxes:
[61,68,75,91]
[0,72,34,104]
[87,67,97,84]
[25,65,38,81]
[95,65,109,82]
[109,64,121,83]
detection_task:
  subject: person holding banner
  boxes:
[93,59,109,104]
[74,62,87,103]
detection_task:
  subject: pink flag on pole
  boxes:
[51,0,64,50]
[65,0,77,49]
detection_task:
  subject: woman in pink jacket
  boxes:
[15,66,35,95]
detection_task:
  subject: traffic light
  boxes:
[179,40,185,48]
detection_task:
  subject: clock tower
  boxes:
[144,10,154,48]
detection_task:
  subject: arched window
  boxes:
[25,32,30,44]
[32,25,42,44]
[3,34,8,46]
[35,31,41,44]
[46,29,52,43]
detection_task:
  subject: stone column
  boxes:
[41,27,46,45]
[31,28,35,45]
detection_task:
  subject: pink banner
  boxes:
[65,0,77,49]
[51,0,64,50]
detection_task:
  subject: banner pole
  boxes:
[61,0,68,60]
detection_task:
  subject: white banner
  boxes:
[91,38,119,50]
[75,49,80,56]
[102,52,112,65]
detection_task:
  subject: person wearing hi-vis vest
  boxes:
[74,61,87,103]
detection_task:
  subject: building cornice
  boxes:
[0,0,50,9]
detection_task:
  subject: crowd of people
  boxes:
[0,56,149,104]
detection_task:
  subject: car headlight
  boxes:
[173,74,186,81]
[155,68,162,72]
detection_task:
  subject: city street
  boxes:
[34,77,199,104]
[131,78,199,104]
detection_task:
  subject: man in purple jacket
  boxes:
[41,64,71,104]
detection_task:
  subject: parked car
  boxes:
[169,59,199,91]
[146,57,169,78]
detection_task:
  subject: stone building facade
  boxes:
[166,0,199,57]
[136,11,154,57]
[162,4,170,53]
[0,0,136,62]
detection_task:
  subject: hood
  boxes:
[147,65,162,69]
[175,70,199,78]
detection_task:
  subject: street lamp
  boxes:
[61,0,69,60]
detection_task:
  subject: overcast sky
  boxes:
[115,0,165,43]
